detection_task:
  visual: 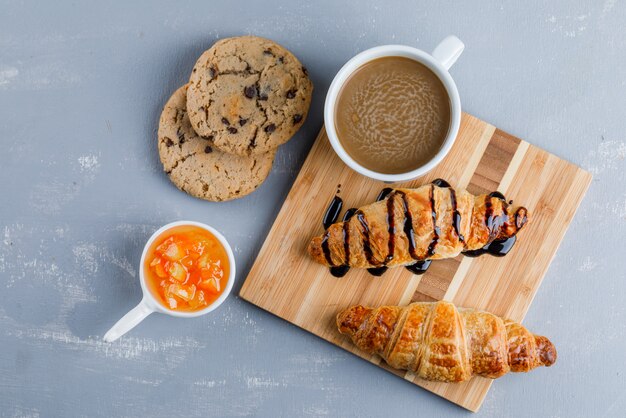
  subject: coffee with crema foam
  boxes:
[335,56,451,174]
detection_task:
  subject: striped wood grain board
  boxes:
[239,113,592,412]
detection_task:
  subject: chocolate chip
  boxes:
[286,89,297,99]
[302,66,308,76]
[204,146,213,153]
[244,85,257,99]
[227,127,238,134]
[165,138,174,147]
[205,135,214,141]
[209,66,217,79]
[239,118,248,126]
[264,123,276,133]
[221,117,230,126]
[293,114,303,124]
[263,49,273,56]
[258,93,268,101]
[176,128,185,143]
[278,56,284,63]
[175,109,185,123]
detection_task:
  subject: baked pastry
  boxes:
[337,301,556,382]
[187,36,313,156]
[308,183,529,269]
[158,84,275,202]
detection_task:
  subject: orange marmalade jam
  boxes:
[144,225,229,311]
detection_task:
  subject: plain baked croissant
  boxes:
[308,182,529,269]
[337,301,556,382]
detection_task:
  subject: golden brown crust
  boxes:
[336,301,556,383]
[385,303,430,371]
[308,184,529,269]
[460,308,509,378]
[418,300,470,382]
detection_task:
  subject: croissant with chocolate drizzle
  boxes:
[337,301,556,382]
[308,181,529,271]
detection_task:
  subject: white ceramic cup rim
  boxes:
[324,42,462,183]
[139,220,236,318]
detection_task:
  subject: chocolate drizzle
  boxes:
[367,266,389,276]
[320,181,520,278]
[396,189,434,275]
[515,207,528,229]
[329,265,350,277]
[426,185,440,257]
[487,235,517,256]
[406,260,432,275]
[462,191,519,258]
[340,209,357,270]
[365,192,397,276]
[321,196,343,273]
[433,178,462,242]
[323,196,343,229]
[397,190,419,260]
[356,211,378,266]
[450,188,464,242]
[322,206,356,277]
[489,191,506,201]
[376,187,394,202]
[484,194,495,239]
[431,178,451,188]
[463,235,517,258]
[485,194,510,241]
[320,233,334,266]
[385,193,396,264]
[343,208,358,221]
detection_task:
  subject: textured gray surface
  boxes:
[1,1,625,417]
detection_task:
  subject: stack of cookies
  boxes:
[158,36,313,201]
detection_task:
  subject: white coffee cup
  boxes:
[103,220,236,343]
[324,35,465,183]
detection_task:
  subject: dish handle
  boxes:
[432,35,465,70]
[103,298,154,342]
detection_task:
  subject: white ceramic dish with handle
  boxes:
[103,220,236,343]
[324,35,465,183]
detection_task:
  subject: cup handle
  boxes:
[103,298,154,342]
[432,35,465,71]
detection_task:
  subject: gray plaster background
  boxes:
[1,1,625,417]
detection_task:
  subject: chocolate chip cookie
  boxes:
[158,85,275,201]
[187,36,313,156]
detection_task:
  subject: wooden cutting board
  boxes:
[239,113,591,412]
